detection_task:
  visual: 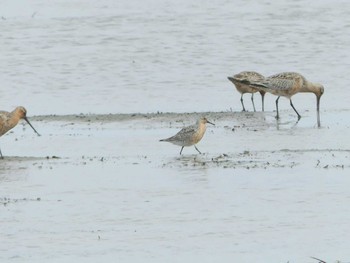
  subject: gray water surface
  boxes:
[1,0,349,115]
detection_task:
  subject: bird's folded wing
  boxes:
[249,79,295,91]
[175,126,197,137]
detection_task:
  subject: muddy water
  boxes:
[1,0,350,262]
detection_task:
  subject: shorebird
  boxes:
[227,71,266,112]
[160,117,215,155]
[237,72,324,127]
[0,106,40,158]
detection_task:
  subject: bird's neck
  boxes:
[299,81,319,95]
[198,122,207,134]
[8,110,22,128]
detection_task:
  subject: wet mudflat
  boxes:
[1,109,350,263]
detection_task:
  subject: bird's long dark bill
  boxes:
[24,117,41,136]
[316,96,321,128]
[207,121,215,126]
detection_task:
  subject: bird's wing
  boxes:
[259,78,295,91]
[228,71,265,90]
[161,125,197,142]
[250,72,304,91]
[235,71,264,81]
[265,72,305,90]
[0,113,9,136]
[173,125,197,138]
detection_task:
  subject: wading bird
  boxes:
[227,71,266,112]
[160,117,215,155]
[236,72,324,127]
[0,106,40,158]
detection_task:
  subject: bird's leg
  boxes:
[290,99,301,120]
[251,94,256,112]
[260,91,265,112]
[179,146,184,155]
[240,94,246,112]
[0,147,3,159]
[275,96,281,119]
[194,145,202,154]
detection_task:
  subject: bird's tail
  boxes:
[248,82,270,89]
[228,76,270,90]
[228,76,246,84]
[227,76,255,86]
[160,136,173,142]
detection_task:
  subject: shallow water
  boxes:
[1,0,350,115]
[1,0,350,262]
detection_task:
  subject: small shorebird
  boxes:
[0,106,40,158]
[237,72,324,127]
[160,117,215,155]
[227,71,266,112]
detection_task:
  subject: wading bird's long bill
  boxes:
[316,95,321,128]
[24,117,41,136]
[207,120,215,126]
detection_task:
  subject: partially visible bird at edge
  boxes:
[160,117,215,155]
[227,71,266,112]
[235,72,324,127]
[0,106,41,159]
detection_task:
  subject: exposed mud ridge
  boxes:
[0,197,42,206]
[31,111,268,126]
[161,149,350,170]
